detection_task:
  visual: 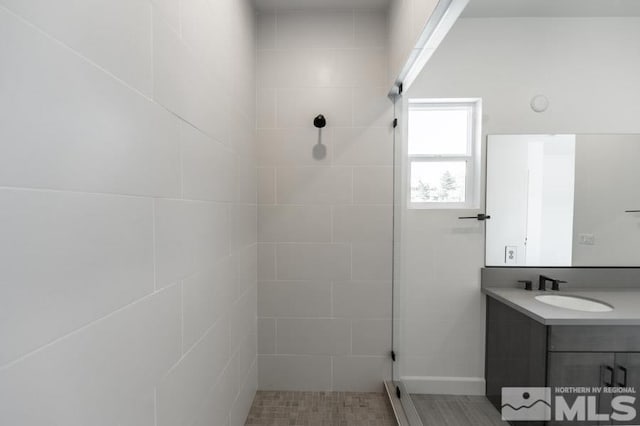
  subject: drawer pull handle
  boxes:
[618,365,628,387]
[601,365,614,387]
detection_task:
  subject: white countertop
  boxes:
[483,287,640,325]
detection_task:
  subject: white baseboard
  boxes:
[401,376,486,395]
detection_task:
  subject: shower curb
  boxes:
[384,381,424,426]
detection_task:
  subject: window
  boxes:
[407,99,481,209]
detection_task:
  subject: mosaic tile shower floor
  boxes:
[245,391,398,426]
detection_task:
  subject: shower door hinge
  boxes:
[393,118,398,128]
[396,386,402,399]
[391,350,396,361]
[398,83,403,94]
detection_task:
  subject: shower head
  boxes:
[313,114,326,129]
[312,114,327,160]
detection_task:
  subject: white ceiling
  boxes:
[462,0,640,17]
[254,0,390,10]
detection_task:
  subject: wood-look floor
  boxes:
[410,394,507,426]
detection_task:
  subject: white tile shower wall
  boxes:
[0,0,257,425]
[256,9,394,392]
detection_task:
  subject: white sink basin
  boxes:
[535,294,614,313]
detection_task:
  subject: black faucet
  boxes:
[539,275,567,291]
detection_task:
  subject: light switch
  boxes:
[578,234,595,245]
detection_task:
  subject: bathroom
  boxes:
[1,0,639,425]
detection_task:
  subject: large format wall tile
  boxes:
[332,356,390,392]
[258,355,332,391]
[151,0,180,33]
[332,282,392,319]
[275,10,355,49]
[0,189,155,366]
[276,167,352,205]
[353,167,393,204]
[0,0,154,96]
[258,281,332,318]
[182,258,235,352]
[0,286,181,426]
[353,86,394,127]
[181,123,235,202]
[351,319,392,356]
[0,8,181,198]
[230,287,258,354]
[179,0,232,81]
[276,319,351,355]
[156,316,230,426]
[233,244,258,301]
[332,205,393,243]
[155,199,230,289]
[355,9,389,49]
[259,205,331,243]
[191,359,236,426]
[1,0,257,424]
[236,327,259,387]
[333,127,393,166]
[257,89,277,128]
[230,115,258,159]
[257,168,276,204]
[351,243,393,281]
[256,9,392,392]
[258,128,333,167]
[258,49,361,89]
[258,244,276,281]
[230,361,259,426]
[257,319,276,354]
[152,13,229,144]
[231,204,258,252]
[256,12,276,50]
[277,88,353,128]
[276,244,351,281]
[236,155,258,204]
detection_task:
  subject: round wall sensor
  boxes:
[530,95,549,113]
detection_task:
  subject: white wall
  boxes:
[0,1,257,425]
[256,8,394,392]
[403,17,640,394]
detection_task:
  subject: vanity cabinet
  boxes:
[612,354,640,425]
[486,297,640,426]
[547,352,614,426]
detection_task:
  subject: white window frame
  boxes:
[407,98,482,210]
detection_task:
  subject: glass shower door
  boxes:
[390,94,423,425]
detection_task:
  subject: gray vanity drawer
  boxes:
[549,326,640,352]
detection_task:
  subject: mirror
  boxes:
[486,134,640,266]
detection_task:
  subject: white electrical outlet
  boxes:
[505,246,518,264]
[578,234,595,245]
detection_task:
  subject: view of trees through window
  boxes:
[410,161,466,203]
